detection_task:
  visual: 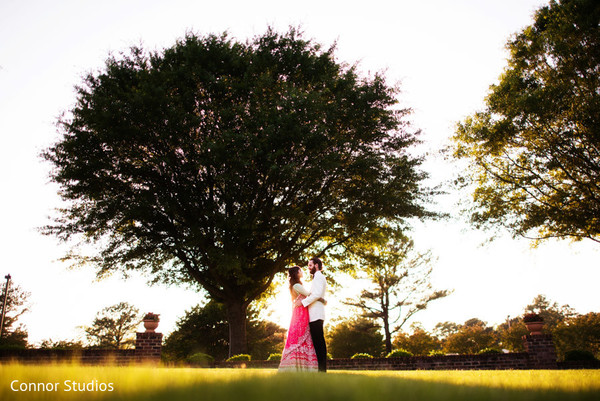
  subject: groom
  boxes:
[298,257,327,372]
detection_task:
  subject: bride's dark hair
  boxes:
[288,266,302,297]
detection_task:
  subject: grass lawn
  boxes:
[1,364,599,401]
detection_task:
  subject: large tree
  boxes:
[452,0,600,243]
[42,28,431,356]
[344,235,450,354]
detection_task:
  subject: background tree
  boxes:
[553,312,600,359]
[451,0,600,243]
[326,317,384,358]
[443,319,499,354]
[393,325,442,355]
[42,28,432,356]
[433,321,460,340]
[83,302,140,349]
[0,280,30,348]
[163,301,285,362]
[344,235,450,353]
[496,317,528,352]
[39,339,84,350]
[524,294,576,331]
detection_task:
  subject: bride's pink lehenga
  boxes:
[278,294,319,371]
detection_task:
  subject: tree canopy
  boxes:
[83,302,140,349]
[42,28,432,355]
[344,234,450,354]
[451,0,600,243]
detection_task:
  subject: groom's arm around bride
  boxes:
[301,257,328,372]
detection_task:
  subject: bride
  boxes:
[278,266,322,371]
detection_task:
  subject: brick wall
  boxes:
[135,332,163,362]
[217,333,578,370]
[523,334,558,369]
[217,353,532,370]
[0,331,163,365]
[0,348,137,364]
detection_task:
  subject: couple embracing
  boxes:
[278,257,327,372]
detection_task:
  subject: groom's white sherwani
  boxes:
[301,270,326,322]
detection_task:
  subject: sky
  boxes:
[1,0,599,345]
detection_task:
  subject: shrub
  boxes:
[386,349,413,358]
[428,350,445,356]
[327,353,333,360]
[186,352,215,367]
[564,350,597,362]
[227,354,251,362]
[351,353,373,359]
[477,348,502,355]
[267,353,281,362]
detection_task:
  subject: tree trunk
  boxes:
[225,300,248,357]
[383,314,392,354]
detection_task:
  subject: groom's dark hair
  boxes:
[310,257,323,271]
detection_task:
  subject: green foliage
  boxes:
[351,353,373,359]
[43,27,431,356]
[326,317,384,358]
[227,354,251,362]
[186,352,215,367]
[266,353,281,362]
[393,329,442,356]
[451,0,600,244]
[554,312,600,360]
[564,349,597,362]
[162,301,229,362]
[477,348,502,355]
[162,301,285,362]
[428,350,446,356]
[496,321,528,353]
[345,235,450,354]
[83,302,140,349]
[443,320,499,355]
[386,349,413,358]
[433,321,460,340]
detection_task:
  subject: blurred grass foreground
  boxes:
[1,363,599,401]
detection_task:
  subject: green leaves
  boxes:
[452,0,600,244]
[43,28,430,353]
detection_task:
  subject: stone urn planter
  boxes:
[143,312,160,333]
[523,313,544,335]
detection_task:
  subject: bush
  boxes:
[186,352,215,367]
[351,353,373,359]
[564,350,597,362]
[386,349,413,358]
[478,348,502,355]
[227,354,251,362]
[428,350,445,356]
[267,353,281,362]
[0,344,27,351]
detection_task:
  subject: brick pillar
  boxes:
[135,332,163,363]
[523,334,557,369]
